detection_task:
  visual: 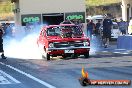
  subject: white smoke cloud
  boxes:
[90,35,102,55]
[3,25,42,60]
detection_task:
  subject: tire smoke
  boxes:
[3,25,42,59]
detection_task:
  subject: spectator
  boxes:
[87,20,95,39]
[102,14,113,48]
[0,24,7,59]
[5,23,13,37]
[78,20,84,30]
[118,19,127,35]
[95,20,101,35]
[125,21,129,35]
[128,17,132,35]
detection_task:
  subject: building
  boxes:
[10,0,132,24]
[11,0,86,26]
[121,0,132,21]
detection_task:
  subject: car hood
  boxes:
[47,36,89,42]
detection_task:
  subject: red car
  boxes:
[37,23,90,60]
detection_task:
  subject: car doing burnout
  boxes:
[37,23,90,60]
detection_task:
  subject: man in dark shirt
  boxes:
[95,20,101,35]
[0,24,7,59]
[87,20,95,39]
[103,15,113,48]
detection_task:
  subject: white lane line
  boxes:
[0,62,56,88]
[0,75,11,84]
[0,70,20,84]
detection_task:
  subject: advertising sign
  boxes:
[21,14,41,26]
[65,12,85,23]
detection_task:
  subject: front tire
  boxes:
[42,53,50,61]
[41,47,50,61]
[72,54,78,59]
[46,54,50,60]
[84,52,89,58]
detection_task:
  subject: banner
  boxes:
[21,14,41,26]
[65,12,85,23]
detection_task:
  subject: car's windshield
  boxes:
[46,26,83,37]
[47,27,61,36]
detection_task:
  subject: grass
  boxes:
[0,1,13,13]
[85,0,121,6]
[0,1,14,20]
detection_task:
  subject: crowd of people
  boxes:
[86,14,112,48]
[86,14,131,48]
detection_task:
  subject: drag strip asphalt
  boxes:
[0,62,56,88]
[0,56,132,88]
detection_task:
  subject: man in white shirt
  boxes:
[128,18,132,35]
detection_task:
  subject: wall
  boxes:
[19,0,86,14]
[14,0,86,25]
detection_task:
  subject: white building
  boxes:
[121,0,132,21]
[11,0,86,26]
[10,0,132,24]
